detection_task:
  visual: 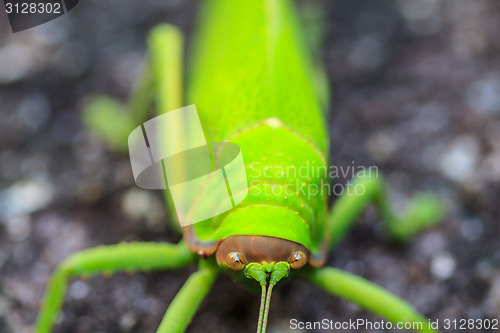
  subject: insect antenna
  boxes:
[261,283,274,333]
[261,262,291,333]
[244,263,268,333]
[256,284,267,333]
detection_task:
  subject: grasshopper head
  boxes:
[215,235,308,272]
[215,235,308,333]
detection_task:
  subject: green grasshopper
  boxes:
[34,1,444,332]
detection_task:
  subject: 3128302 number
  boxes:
[5,2,61,14]
[443,318,499,330]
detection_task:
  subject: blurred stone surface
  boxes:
[0,0,499,332]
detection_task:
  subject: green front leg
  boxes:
[328,171,444,248]
[34,241,196,333]
[156,260,218,333]
[301,267,437,333]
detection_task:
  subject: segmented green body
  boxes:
[186,0,329,256]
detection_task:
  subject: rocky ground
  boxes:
[0,0,499,332]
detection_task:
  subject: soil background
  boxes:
[1,0,500,332]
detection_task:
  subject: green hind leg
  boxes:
[156,259,218,333]
[301,267,438,333]
[83,24,184,152]
[34,241,196,333]
[328,170,444,248]
[304,171,443,332]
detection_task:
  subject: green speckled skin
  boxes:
[187,0,329,256]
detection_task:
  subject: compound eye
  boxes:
[288,251,307,269]
[226,252,245,270]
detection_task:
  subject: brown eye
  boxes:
[288,251,307,269]
[226,252,245,270]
